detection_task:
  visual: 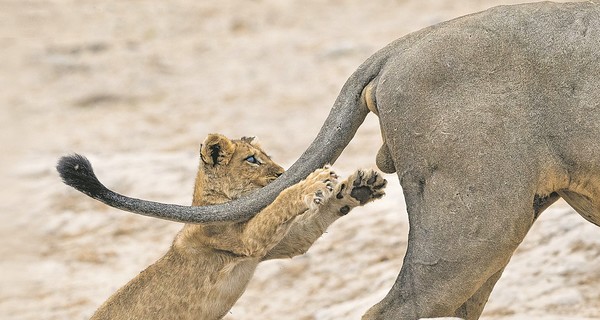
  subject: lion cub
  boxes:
[91,134,386,320]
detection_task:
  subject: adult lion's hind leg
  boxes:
[452,267,505,319]
[363,166,540,320]
[452,191,561,319]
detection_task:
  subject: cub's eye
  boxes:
[245,155,260,164]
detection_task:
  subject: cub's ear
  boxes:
[240,136,260,147]
[200,134,236,166]
[240,136,255,144]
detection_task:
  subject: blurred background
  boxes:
[2,0,599,319]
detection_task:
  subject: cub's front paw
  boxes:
[302,166,338,209]
[338,169,386,206]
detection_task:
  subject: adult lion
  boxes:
[58,2,600,319]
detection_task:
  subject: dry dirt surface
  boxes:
[2,0,600,319]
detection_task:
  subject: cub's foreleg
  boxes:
[263,169,386,260]
[235,167,337,258]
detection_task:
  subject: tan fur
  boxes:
[90,134,386,320]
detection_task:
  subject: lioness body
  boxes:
[87,134,385,319]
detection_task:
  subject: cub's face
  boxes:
[228,137,285,189]
[199,134,285,199]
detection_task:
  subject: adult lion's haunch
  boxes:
[57,2,600,319]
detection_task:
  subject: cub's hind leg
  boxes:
[237,167,336,258]
[263,169,386,260]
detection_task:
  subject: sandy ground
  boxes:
[2,0,599,319]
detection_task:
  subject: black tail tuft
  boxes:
[56,154,109,198]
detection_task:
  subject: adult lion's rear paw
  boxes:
[340,169,387,205]
[301,166,338,209]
